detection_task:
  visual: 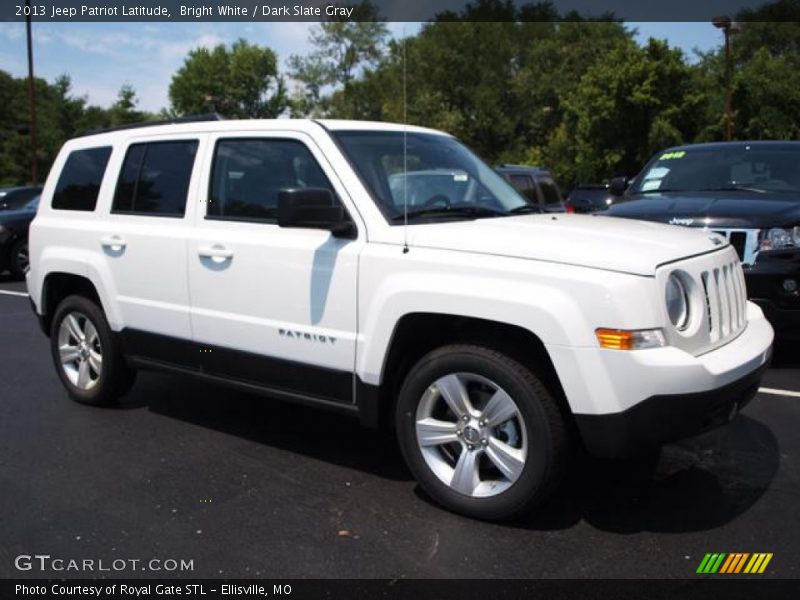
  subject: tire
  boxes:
[396,344,568,520]
[49,295,136,406]
[8,238,29,280]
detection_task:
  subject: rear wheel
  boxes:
[50,295,136,405]
[396,345,568,520]
[8,238,29,280]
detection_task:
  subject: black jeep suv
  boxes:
[606,141,800,338]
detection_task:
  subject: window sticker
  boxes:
[660,150,686,160]
[640,166,670,191]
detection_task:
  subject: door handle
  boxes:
[198,244,234,263]
[100,235,126,251]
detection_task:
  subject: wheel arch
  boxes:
[40,272,105,336]
[361,313,572,432]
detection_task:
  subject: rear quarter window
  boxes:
[51,147,112,211]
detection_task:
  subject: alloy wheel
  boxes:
[15,242,29,273]
[57,311,103,390]
[415,372,527,498]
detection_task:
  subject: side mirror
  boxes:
[277,188,356,239]
[609,176,629,197]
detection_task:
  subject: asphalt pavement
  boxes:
[1,274,798,579]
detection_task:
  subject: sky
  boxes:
[0,21,721,113]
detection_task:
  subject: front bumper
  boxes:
[752,298,800,339]
[548,302,774,458]
[574,356,770,457]
[746,249,800,338]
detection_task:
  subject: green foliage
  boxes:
[169,39,288,118]
[0,72,156,186]
[288,1,388,117]
[3,0,799,191]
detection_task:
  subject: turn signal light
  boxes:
[595,328,666,350]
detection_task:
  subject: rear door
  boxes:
[99,134,206,363]
[187,131,362,404]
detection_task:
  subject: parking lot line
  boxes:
[759,387,800,398]
[0,290,28,298]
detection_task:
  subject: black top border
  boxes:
[1,0,794,23]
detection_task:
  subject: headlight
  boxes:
[665,273,689,331]
[760,227,800,251]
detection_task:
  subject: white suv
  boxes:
[27,118,774,520]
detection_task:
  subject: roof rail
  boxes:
[78,113,227,137]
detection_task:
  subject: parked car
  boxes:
[495,164,564,212]
[565,184,618,214]
[0,185,42,211]
[605,141,800,339]
[28,118,773,520]
[0,194,38,279]
[387,169,476,210]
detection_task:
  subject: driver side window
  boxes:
[207,138,338,223]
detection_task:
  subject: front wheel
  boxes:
[396,345,568,520]
[50,295,136,406]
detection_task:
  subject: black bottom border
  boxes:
[3,579,798,600]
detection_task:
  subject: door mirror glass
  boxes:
[277,188,356,239]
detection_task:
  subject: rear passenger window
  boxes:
[112,140,198,217]
[208,138,337,222]
[52,147,112,211]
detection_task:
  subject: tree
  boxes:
[109,85,146,126]
[558,39,702,183]
[169,39,288,118]
[288,1,388,116]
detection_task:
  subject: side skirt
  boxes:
[119,329,370,419]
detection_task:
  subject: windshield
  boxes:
[333,131,528,222]
[631,145,800,195]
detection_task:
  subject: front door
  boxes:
[187,132,361,403]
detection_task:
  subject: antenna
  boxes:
[402,27,409,254]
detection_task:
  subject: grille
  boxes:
[729,231,747,260]
[700,260,748,343]
[709,229,760,265]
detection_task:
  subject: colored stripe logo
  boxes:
[697,553,773,574]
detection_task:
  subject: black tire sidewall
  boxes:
[396,346,560,520]
[50,295,122,405]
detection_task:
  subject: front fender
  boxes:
[355,246,660,386]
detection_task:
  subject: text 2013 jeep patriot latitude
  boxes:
[28,118,774,519]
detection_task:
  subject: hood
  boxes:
[0,206,37,230]
[405,213,726,276]
[607,191,800,229]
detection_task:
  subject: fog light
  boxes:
[783,278,798,293]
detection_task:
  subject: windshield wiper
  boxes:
[508,204,544,214]
[390,205,505,222]
[698,185,768,194]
